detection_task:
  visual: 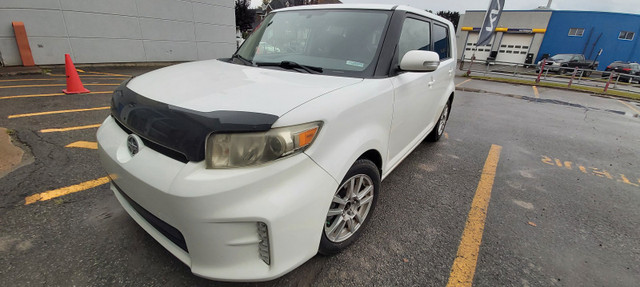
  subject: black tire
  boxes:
[426,101,451,142]
[319,159,380,255]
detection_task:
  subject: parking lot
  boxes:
[1,67,639,286]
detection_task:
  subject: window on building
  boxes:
[619,31,635,40]
[568,28,584,37]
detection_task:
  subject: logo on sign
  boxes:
[485,1,502,32]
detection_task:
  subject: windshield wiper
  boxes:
[255,61,323,74]
[231,54,254,66]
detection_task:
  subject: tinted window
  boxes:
[397,18,430,62]
[433,24,450,60]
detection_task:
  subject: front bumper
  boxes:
[97,116,338,281]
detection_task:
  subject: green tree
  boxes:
[235,0,255,32]
[436,11,460,30]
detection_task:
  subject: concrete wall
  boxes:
[456,10,552,62]
[0,0,236,66]
[538,11,640,70]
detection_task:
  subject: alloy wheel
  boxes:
[324,174,375,243]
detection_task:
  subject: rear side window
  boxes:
[433,24,450,60]
[397,18,430,62]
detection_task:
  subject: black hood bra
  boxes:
[110,80,279,162]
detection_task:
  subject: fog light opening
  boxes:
[257,222,271,265]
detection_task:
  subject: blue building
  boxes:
[537,11,640,70]
[456,10,640,70]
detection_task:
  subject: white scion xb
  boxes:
[97,4,456,282]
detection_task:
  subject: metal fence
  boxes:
[459,58,640,94]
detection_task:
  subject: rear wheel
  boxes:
[319,159,379,255]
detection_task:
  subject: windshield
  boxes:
[234,10,391,77]
[550,54,573,61]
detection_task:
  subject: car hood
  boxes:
[127,59,363,116]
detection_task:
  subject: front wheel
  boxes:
[319,159,380,255]
[426,101,450,142]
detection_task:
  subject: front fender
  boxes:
[275,78,395,182]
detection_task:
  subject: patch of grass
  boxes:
[469,76,640,101]
[54,198,65,205]
[5,129,16,136]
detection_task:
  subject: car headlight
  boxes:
[205,122,322,169]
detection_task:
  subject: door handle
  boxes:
[448,69,453,76]
[428,78,435,88]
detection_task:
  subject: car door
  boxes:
[387,15,447,166]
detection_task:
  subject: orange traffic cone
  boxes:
[62,54,90,94]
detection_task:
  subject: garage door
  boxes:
[462,32,492,61]
[495,34,533,64]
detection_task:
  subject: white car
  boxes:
[97,4,455,282]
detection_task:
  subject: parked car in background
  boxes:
[602,61,640,83]
[536,54,598,76]
[97,4,456,282]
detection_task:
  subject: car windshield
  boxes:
[550,54,573,61]
[234,10,391,77]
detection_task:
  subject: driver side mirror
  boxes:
[400,50,440,72]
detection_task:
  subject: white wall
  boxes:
[0,0,236,66]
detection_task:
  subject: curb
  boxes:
[463,76,640,104]
[0,66,43,77]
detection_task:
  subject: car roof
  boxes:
[274,4,452,28]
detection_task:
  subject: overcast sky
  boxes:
[250,0,640,15]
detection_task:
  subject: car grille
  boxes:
[112,181,189,253]
[113,117,189,163]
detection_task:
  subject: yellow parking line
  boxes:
[0,90,112,100]
[24,177,110,205]
[0,78,126,83]
[447,144,502,287]
[456,79,472,87]
[48,74,127,78]
[65,141,98,149]
[8,107,109,119]
[80,71,131,77]
[532,86,540,98]
[40,124,102,133]
[0,83,118,89]
[617,100,640,114]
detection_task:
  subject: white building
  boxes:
[0,0,237,66]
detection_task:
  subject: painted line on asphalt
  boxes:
[0,78,126,83]
[447,144,502,287]
[617,100,640,115]
[0,90,112,100]
[79,70,131,77]
[8,107,109,119]
[456,79,472,87]
[532,86,540,98]
[48,74,128,77]
[0,83,118,89]
[541,155,639,188]
[40,124,101,133]
[24,177,110,205]
[65,141,98,149]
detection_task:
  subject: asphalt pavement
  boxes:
[0,67,639,286]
